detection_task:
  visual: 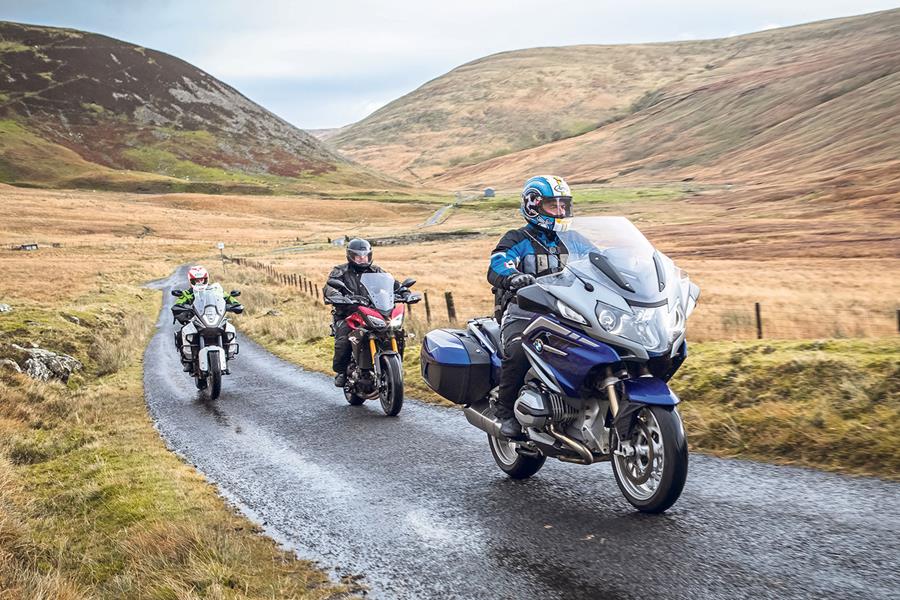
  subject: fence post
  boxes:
[445,291,457,323]
[755,302,763,339]
[424,291,432,323]
[896,309,899,334]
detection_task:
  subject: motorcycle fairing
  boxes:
[521,315,621,397]
[623,376,679,406]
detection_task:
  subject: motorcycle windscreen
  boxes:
[193,283,226,327]
[557,217,661,300]
[360,272,395,311]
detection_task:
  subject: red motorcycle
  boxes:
[326,273,420,416]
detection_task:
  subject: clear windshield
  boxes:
[193,283,226,327]
[360,272,395,311]
[557,216,661,301]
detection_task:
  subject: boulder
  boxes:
[8,344,83,383]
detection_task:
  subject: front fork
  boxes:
[368,334,400,379]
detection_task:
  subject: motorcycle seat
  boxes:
[469,317,502,354]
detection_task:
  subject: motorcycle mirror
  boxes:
[327,278,350,293]
[401,277,416,288]
[171,289,184,297]
[230,289,241,297]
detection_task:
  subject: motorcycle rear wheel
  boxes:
[488,434,546,479]
[610,405,688,513]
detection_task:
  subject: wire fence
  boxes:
[229,257,899,341]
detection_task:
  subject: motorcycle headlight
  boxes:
[389,314,404,328]
[556,299,587,325]
[595,303,669,353]
[367,315,386,329]
[202,306,221,326]
[597,307,620,332]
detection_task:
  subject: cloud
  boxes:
[3,0,899,127]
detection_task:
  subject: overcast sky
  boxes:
[2,1,897,129]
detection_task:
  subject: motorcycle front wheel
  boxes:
[378,354,403,416]
[610,405,688,513]
[207,352,222,400]
[488,434,546,479]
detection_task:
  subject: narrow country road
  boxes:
[144,271,900,599]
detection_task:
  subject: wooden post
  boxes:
[896,309,899,334]
[755,302,763,339]
[424,291,432,323]
[445,291,457,323]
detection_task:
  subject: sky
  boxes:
[1,1,897,129]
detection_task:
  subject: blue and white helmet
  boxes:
[521,175,573,232]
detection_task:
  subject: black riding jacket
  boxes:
[324,262,394,318]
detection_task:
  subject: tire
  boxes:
[610,405,688,513]
[378,354,404,416]
[207,352,222,400]
[488,434,546,479]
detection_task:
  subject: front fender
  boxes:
[624,376,679,406]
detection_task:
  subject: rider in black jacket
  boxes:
[324,238,395,387]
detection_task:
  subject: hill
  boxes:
[331,9,900,196]
[0,21,392,193]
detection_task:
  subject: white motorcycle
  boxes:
[171,283,243,399]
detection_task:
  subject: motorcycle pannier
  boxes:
[421,328,492,405]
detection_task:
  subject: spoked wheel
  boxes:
[488,434,546,479]
[207,351,222,400]
[611,405,688,513]
[378,354,404,416]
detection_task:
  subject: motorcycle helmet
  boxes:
[346,238,373,272]
[521,175,573,232]
[187,265,209,292]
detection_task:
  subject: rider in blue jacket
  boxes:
[487,175,578,438]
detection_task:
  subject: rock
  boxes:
[10,344,82,383]
[0,304,11,313]
[0,358,22,373]
[61,313,81,325]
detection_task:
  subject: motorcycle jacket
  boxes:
[488,223,596,321]
[324,262,397,318]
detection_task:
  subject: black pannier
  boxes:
[420,328,492,405]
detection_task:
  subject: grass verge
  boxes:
[0,283,349,598]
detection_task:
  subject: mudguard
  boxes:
[623,376,680,406]
[198,346,226,373]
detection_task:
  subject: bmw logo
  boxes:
[533,339,544,353]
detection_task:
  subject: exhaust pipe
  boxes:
[463,398,501,437]
[548,423,594,465]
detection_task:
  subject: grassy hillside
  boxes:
[0,21,399,194]
[331,8,900,197]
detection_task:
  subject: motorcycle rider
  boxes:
[487,175,583,438]
[172,265,241,372]
[324,238,403,387]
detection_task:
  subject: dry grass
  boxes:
[0,195,353,598]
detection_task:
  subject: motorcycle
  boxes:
[420,216,700,513]
[326,273,420,416]
[171,283,243,400]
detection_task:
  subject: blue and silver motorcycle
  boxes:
[421,216,700,512]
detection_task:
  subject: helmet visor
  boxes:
[348,249,371,266]
[539,196,573,218]
[190,276,208,286]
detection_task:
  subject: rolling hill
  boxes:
[331,8,900,199]
[0,21,393,193]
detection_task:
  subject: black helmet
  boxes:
[346,238,373,271]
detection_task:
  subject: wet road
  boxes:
[144,272,900,599]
